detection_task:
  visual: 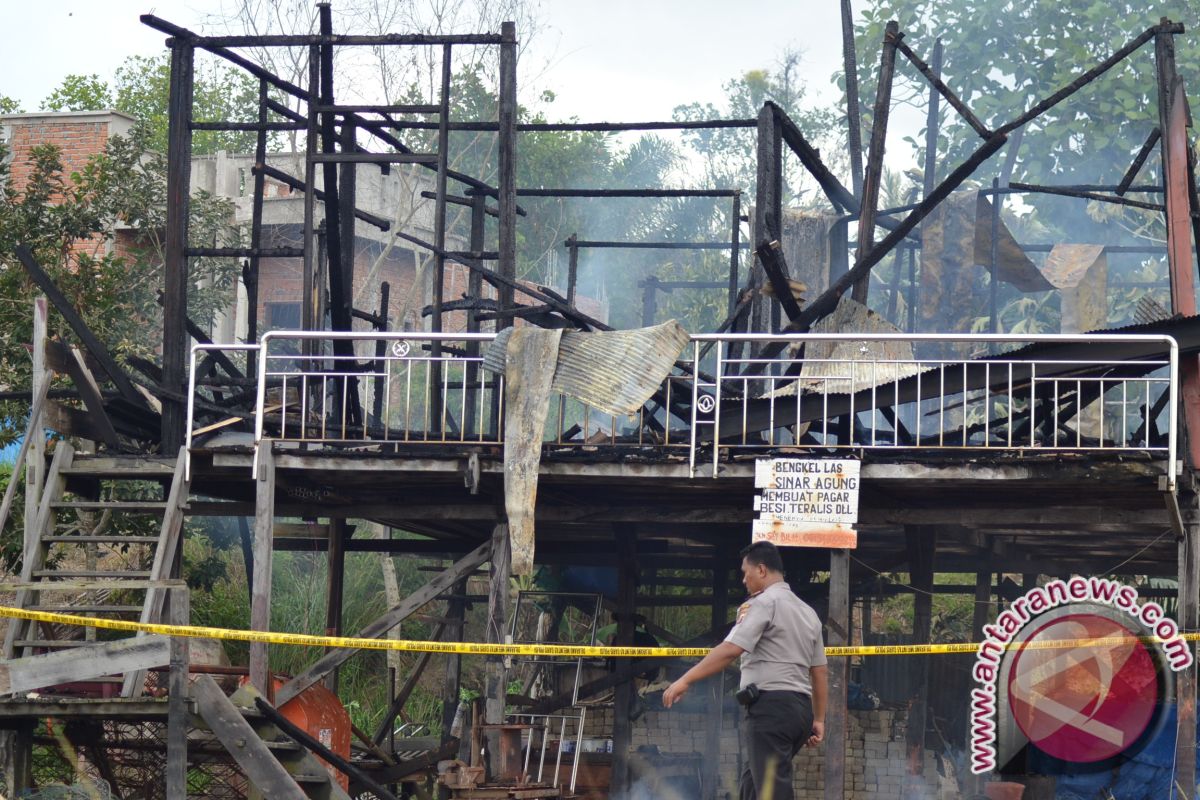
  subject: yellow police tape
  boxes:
[0,605,1194,658]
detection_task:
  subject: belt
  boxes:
[756,690,810,700]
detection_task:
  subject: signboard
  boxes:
[753,459,860,549]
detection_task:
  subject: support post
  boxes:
[1175,492,1200,800]
[641,276,658,327]
[301,45,320,335]
[325,517,347,693]
[167,585,190,799]
[903,526,935,800]
[728,193,742,316]
[497,22,518,323]
[484,523,511,775]
[753,104,784,338]
[430,42,453,428]
[246,78,268,375]
[851,20,901,304]
[465,196,487,438]
[24,297,47,548]
[249,445,276,695]
[162,40,195,454]
[841,0,865,197]
[824,549,850,800]
[611,528,637,798]
[441,577,468,741]
[566,233,580,307]
[704,551,730,799]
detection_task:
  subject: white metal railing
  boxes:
[687,333,1177,482]
[185,331,1178,484]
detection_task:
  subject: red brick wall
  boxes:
[2,113,132,262]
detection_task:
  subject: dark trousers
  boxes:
[739,690,814,800]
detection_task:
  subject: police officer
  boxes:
[662,541,827,800]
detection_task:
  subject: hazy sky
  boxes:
[1,1,848,123]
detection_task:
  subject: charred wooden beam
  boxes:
[852,21,902,303]
[896,38,991,139]
[161,39,194,454]
[768,101,859,214]
[1009,182,1164,212]
[756,241,804,321]
[743,132,1009,370]
[997,21,1183,136]
[43,340,121,447]
[1116,127,1162,196]
[497,21,518,326]
[841,0,865,197]
[14,247,150,415]
[392,119,756,132]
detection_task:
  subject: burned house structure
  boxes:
[2,5,1200,800]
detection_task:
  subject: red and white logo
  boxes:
[1006,613,1158,763]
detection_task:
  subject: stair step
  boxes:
[51,501,168,512]
[29,605,144,614]
[42,536,160,544]
[61,460,177,477]
[14,640,119,648]
[289,773,331,784]
[32,570,153,579]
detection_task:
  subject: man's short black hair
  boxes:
[740,541,784,574]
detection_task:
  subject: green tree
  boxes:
[38,55,265,155]
[0,95,24,114]
[850,1,1198,187]
[675,51,841,209]
[41,74,113,112]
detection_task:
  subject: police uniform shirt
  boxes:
[724,580,827,695]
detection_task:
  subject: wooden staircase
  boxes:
[1,444,190,696]
[192,675,352,800]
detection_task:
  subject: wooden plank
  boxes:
[250,446,275,695]
[166,587,189,800]
[191,674,309,800]
[276,539,492,706]
[3,443,74,659]
[483,523,510,779]
[0,636,170,695]
[824,549,849,800]
[756,241,803,321]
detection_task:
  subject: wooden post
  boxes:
[903,526,935,800]
[824,549,850,800]
[610,528,638,798]
[753,104,784,338]
[325,518,347,693]
[641,277,658,327]
[167,585,190,798]
[301,45,320,335]
[705,552,730,799]
[23,297,47,548]
[728,193,742,317]
[162,40,194,454]
[246,78,268,375]
[497,22,518,323]
[482,522,511,777]
[851,20,901,304]
[840,0,865,198]
[1175,492,1200,800]
[565,233,580,307]
[249,445,276,695]
[441,577,468,740]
